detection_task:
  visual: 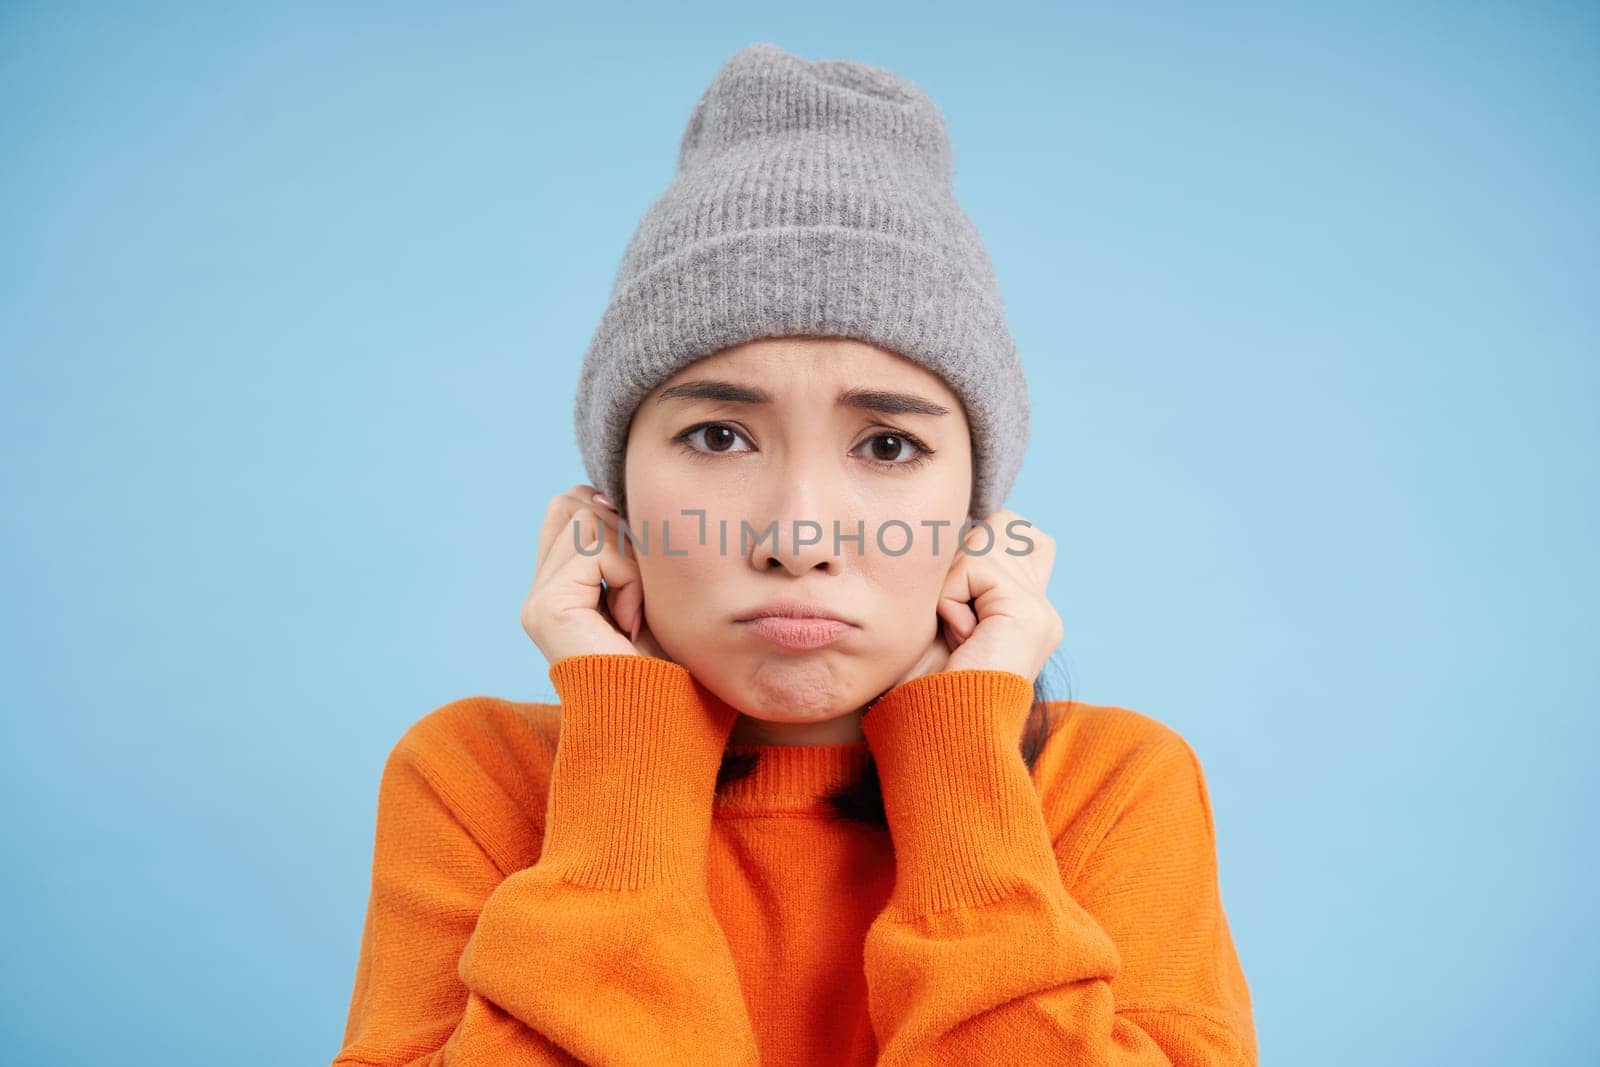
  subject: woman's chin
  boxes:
[715,656,857,721]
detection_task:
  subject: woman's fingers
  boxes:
[536,485,621,575]
[536,487,582,575]
[1022,525,1055,588]
[936,555,979,645]
[580,492,643,639]
[610,578,643,646]
[564,506,663,662]
[525,504,645,659]
[535,485,589,574]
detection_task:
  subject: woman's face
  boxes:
[622,336,973,745]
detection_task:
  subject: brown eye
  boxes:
[870,434,909,462]
[851,430,934,471]
[679,423,753,455]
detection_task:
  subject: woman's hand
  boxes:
[889,508,1063,688]
[520,484,672,665]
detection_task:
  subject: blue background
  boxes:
[3,3,1594,1063]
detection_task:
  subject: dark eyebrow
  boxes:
[654,379,950,417]
[655,380,771,406]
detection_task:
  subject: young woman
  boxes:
[333,43,1256,1066]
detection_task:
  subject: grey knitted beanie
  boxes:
[573,41,1029,521]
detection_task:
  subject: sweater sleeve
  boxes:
[332,653,762,1067]
[857,669,1258,1066]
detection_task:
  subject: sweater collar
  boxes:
[714,740,873,815]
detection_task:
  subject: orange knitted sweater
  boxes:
[333,653,1257,1065]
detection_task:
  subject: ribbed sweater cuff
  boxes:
[540,653,740,891]
[861,669,1060,919]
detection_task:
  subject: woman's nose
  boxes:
[757,517,848,574]
[748,464,853,571]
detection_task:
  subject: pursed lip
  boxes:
[735,598,856,625]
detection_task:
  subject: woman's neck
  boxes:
[726,706,867,746]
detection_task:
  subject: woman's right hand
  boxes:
[520,484,671,665]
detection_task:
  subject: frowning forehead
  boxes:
[653,378,952,419]
[643,336,963,412]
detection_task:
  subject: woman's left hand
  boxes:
[889,509,1063,687]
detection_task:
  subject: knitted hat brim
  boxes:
[575,223,1029,521]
